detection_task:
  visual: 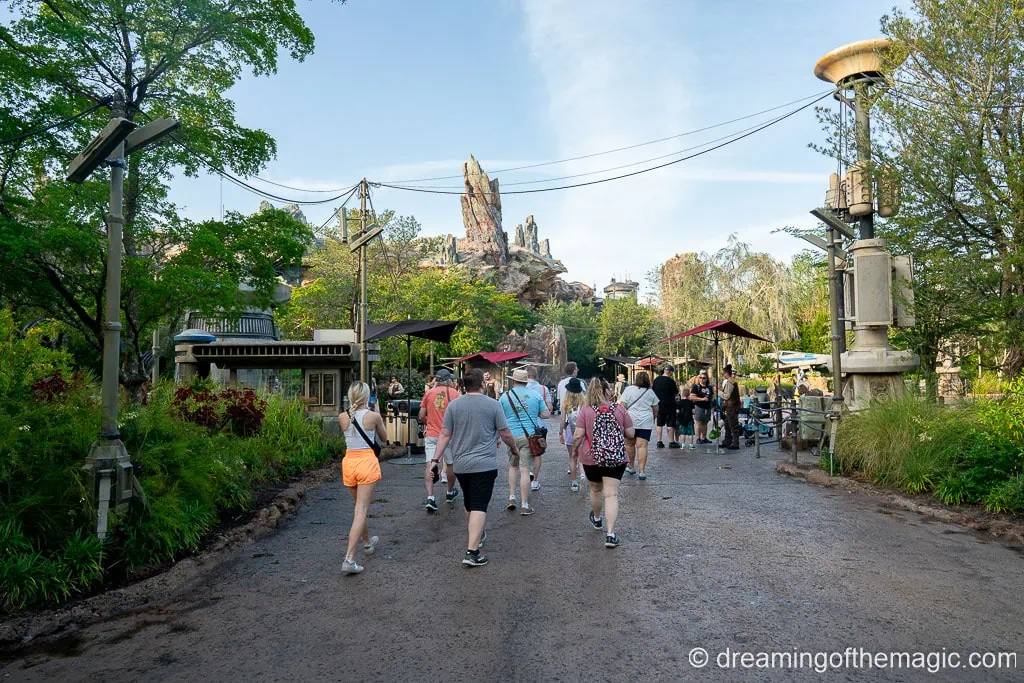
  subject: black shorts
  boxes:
[656,405,677,427]
[583,463,627,483]
[455,469,497,513]
[633,428,652,442]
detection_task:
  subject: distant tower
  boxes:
[603,277,639,301]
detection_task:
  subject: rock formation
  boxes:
[460,155,506,267]
[497,324,567,386]
[435,155,595,309]
[259,200,309,226]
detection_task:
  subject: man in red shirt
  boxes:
[420,368,461,512]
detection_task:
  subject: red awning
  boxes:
[455,351,531,364]
[659,320,770,345]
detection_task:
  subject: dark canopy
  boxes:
[659,320,770,345]
[365,320,459,343]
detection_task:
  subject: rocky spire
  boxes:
[460,154,507,266]
[514,224,526,248]
[541,239,551,259]
[524,215,540,254]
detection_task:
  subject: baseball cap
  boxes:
[435,368,453,382]
[664,364,674,372]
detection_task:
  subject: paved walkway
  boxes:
[7,418,1023,681]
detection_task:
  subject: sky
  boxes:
[169,0,909,296]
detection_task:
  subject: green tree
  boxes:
[539,300,599,375]
[0,0,340,393]
[596,296,656,359]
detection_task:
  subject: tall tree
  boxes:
[596,296,656,359]
[0,0,341,392]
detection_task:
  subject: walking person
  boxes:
[572,378,634,548]
[338,381,387,575]
[559,377,585,491]
[432,369,520,567]
[526,367,552,491]
[482,371,499,399]
[387,376,404,400]
[613,373,628,401]
[499,367,550,515]
[721,364,741,450]
[556,362,578,415]
[618,371,659,480]
[420,369,461,512]
[652,365,681,449]
[690,369,715,445]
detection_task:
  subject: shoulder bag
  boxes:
[507,389,547,457]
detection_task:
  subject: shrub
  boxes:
[1,322,337,612]
[836,393,1023,513]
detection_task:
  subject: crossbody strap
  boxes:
[625,388,649,412]
[349,411,380,455]
[507,389,540,434]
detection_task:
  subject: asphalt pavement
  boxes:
[5,418,1022,682]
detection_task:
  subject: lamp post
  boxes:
[67,91,179,539]
[813,40,919,409]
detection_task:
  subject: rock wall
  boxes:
[497,324,567,386]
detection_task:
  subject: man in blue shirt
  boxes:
[499,367,550,515]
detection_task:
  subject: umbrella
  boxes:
[366,319,460,464]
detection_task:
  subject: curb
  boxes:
[0,464,339,653]
[775,460,1024,545]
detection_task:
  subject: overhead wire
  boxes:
[314,184,360,232]
[374,92,833,197]
[0,97,112,146]
[383,110,807,191]
[383,89,834,184]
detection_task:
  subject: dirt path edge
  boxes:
[775,460,1024,546]
[0,465,340,652]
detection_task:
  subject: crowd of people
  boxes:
[338,360,749,573]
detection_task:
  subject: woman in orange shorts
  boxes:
[338,381,387,574]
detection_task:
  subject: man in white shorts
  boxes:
[420,369,461,512]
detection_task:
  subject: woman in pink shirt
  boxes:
[572,377,634,548]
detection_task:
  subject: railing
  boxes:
[185,311,279,340]
[747,401,839,471]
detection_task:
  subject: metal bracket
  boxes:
[105,157,127,169]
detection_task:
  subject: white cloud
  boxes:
[519,0,693,290]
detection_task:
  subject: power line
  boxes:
[374,93,832,197]
[387,112,798,191]
[383,90,833,184]
[314,184,360,232]
[0,98,112,146]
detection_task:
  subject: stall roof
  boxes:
[659,320,770,344]
[365,320,459,343]
[456,351,531,364]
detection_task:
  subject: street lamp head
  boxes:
[813,38,903,88]
[66,118,136,183]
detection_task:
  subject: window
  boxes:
[305,371,338,407]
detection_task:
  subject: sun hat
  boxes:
[566,377,584,394]
[511,368,530,384]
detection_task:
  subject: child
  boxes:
[676,386,696,450]
[560,377,585,491]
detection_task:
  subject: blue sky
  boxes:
[170,0,907,294]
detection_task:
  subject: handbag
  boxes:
[507,389,547,457]
[348,410,381,458]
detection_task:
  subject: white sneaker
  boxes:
[530,480,541,491]
[570,481,580,492]
[342,558,363,574]
[363,535,379,555]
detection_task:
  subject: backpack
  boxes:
[589,404,627,467]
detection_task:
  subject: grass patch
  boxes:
[834,382,1024,512]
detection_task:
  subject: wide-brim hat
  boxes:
[511,368,530,383]
[566,377,584,394]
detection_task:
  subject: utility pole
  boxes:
[68,91,179,539]
[359,179,369,383]
[151,329,160,385]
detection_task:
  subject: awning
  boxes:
[455,351,531,364]
[659,320,770,345]
[365,320,459,343]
